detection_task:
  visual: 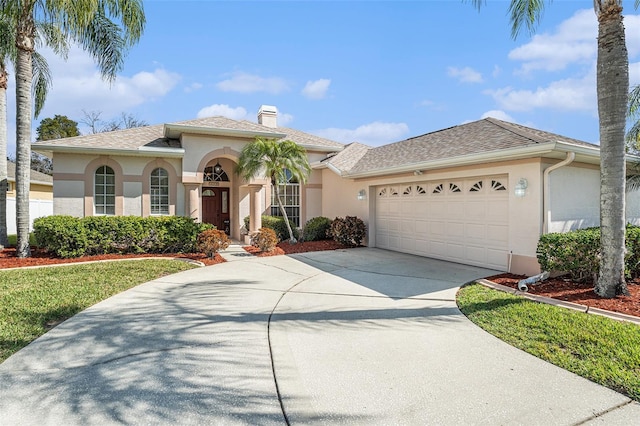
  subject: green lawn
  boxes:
[457,284,640,401]
[0,259,196,362]
[5,233,37,247]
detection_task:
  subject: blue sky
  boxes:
[6,0,640,155]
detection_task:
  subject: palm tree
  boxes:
[236,137,312,243]
[1,0,145,257]
[470,0,631,297]
[0,17,62,249]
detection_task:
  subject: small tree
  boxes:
[36,115,80,141]
[236,137,311,243]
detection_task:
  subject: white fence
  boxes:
[6,198,54,234]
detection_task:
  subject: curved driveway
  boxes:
[1,248,638,425]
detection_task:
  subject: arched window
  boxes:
[270,169,300,226]
[150,168,169,215]
[204,162,229,182]
[95,165,115,215]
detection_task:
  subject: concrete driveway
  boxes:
[0,248,638,425]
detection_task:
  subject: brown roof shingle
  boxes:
[346,118,598,175]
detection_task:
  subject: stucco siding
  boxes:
[53,181,84,216]
[627,190,640,225]
[123,182,142,216]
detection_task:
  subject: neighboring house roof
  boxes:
[7,162,53,186]
[343,118,604,177]
[33,116,344,156]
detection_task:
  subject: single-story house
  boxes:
[5,161,53,234]
[33,105,640,275]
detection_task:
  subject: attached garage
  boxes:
[375,175,510,270]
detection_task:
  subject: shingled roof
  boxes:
[7,162,53,185]
[32,116,344,152]
[345,118,599,175]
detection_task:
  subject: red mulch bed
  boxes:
[243,239,350,257]
[488,273,640,318]
[0,248,224,269]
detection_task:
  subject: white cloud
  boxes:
[279,113,294,126]
[485,71,595,112]
[301,78,331,99]
[630,61,640,87]
[312,122,409,146]
[184,82,203,93]
[447,66,483,83]
[509,9,596,74]
[492,65,502,78]
[216,71,289,94]
[196,104,250,120]
[36,46,180,117]
[626,15,640,58]
[481,110,515,122]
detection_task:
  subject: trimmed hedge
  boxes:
[243,215,300,242]
[303,216,332,241]
[537,225,640,281]
[34,215,213,258]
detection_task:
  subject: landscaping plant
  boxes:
[303,216,332,241]
[251,227,279,252]
[196,229,230,258]
[330,216,366,247]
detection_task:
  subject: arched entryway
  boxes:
[202,160,231,234]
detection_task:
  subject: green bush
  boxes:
[251,227,279,252]
[34,215,213,258]
[34,216,88,258]
[196,229,230,258]
[243,215,299,242]
[83,216,149,255]
[537,225,640,280]
[303,216,332,241]
[329,216,366,247]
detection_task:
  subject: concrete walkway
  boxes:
[1,248,638,425]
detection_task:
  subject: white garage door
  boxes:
[376,176,509,270]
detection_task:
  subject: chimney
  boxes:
[258,105,277,128]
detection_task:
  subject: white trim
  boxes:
[164,123,286,140]
[33,145,185,158]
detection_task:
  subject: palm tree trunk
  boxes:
[0,68,8,248]
[595,1,629,297]
[273,180,297,243]
[15,19,34,258]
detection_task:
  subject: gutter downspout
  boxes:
[543,152,575,234]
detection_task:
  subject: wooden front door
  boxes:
[202,188,230,234]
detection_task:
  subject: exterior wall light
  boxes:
[357,189,367,200]
[514,178,528,197]
[213,161,223,175]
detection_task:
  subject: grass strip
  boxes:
[0,259,196,362]
[457,284,640,401]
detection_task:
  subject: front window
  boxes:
[95,165,115,215]
[150,168,169,215]
[271,169,300,226]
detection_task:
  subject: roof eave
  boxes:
[344,142,560,179]
[33,144,185,158]
[164,123,286,140]
[299,143,344,153]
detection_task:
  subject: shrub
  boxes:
[196,229,230,258]
[243,215,300,242]
[34,216,88,258]
[251,227,279,252]
[537,225,640,281]
[303,216,332,241]
[33,215,214,258]
[83,216,149,255]
[330,216,366,247]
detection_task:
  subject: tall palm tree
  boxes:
[0,17,62,249]
[470,0,631,297]
[236,137,312,243]
[1,0,145,258]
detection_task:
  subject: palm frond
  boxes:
[627,174,640,192]
[31,51,52,118]
[508,0,546,38]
